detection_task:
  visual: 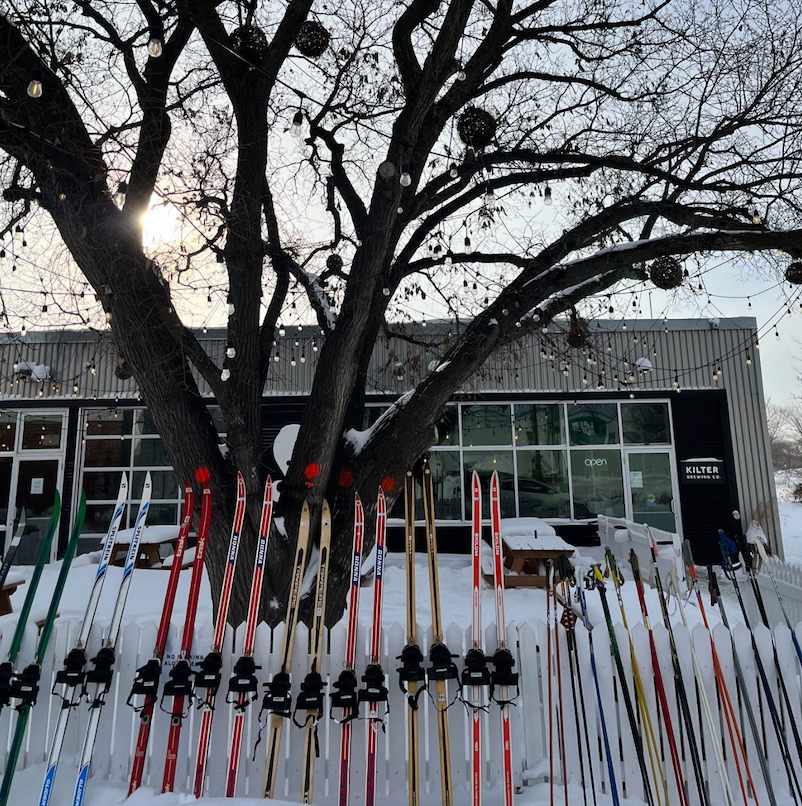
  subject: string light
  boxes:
[221,368,231,381]
[114,182,128,207]
[27,70,43,98]
[399,166,412,187]
[148,36,163,58]
[543,185,552,206]
[289,110,304,138]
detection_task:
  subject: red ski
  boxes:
[128,480,194,794]
[470,472,483,806]
[157,471,213,792]
[189,471,246,797]
[490,471,515,806]
[364,488,388,806]
[225,477,273,797]
[335,494,365,806]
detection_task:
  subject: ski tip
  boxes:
[195,467,211,483]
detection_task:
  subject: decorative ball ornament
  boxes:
[295,21,330,58]
[566,316,589,349]
[785,262,802,284]
[457,107,497,149]
[230,24,269,63]
[649,256,683,290]
[114,356,133,380]
[326,253,343,272]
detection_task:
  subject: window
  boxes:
[514,404,564,446]
[421,399,674,523]
[21,414,62,450]
[622,402,670,445]
[462,405,512,446]
[570,450,625,518]
[81,408,179,540]
[517,450,570,518]
[0,413,17,452]
[567,403,619,446]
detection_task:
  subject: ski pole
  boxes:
[604,549,668,806]
[739,535,802,790]
[629,550,689,806]
[587,562,655,806]
[647,531,709,806]
[575,563,620,806]
[709,565,778,806]
[720,531,802,804]
[547,559,555,806]
[681,541,757,806]
[753,538,802,676]
[557,554,590,806]
[666,567,734,806]
[551,562,569,806]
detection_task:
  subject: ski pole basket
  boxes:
[358,663,389,704]
[260,670,292,716]
[193,651,223,696]
[226,655,260,708]
[9,663,41,707]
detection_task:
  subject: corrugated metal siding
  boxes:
[0,318,780,549]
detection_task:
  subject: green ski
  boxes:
[0,492,86,806]
[0,490,61,713]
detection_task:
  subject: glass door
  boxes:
[0,457,12,559]
[625,451,678,533]
[13,459,61,564]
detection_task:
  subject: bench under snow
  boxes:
[499,518,574,552]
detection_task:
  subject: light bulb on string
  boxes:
[746,354,752,365]
[221,368,231,381]
[464,235,473,253]
[289,110,304,138]
[226,340,236,359]
[748,297,752,310]
[14,225,22,240]
[543,185,552,206]
[114,182,128,207]
[312,340,318,352]
[775,329,780,341]
[22,240,27,253]
[399,166,412,187]
[148,36,163,57]
[449,163,458,179]
[484,185,495,206]
[27,69,43,98]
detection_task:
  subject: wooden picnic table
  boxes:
[111,525,180,569]
[482,519,575,588]
[0,579,24,616]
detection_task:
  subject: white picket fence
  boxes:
[3,613,802,803]
[597,514,684,583]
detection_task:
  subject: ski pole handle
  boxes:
[753,538,769,567]
[629,550,641,583]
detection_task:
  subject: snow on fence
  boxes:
[753,554,802,629]
[3,614,802,803]
[598,514,684,583]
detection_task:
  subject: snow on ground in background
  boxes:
[776,469,802,566]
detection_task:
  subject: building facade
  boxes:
[0,317,779,566]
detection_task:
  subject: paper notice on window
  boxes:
[31,477,44,495]
[629,471,643,489]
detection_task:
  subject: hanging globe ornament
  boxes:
[785,262,802,284]
[457,107,497,149]
[649,256,684,290]
[230,24,269,63]
[326,253,344,272]
[566,315,590,348]
[295,21,331,58]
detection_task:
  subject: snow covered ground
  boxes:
[10,476,802,805]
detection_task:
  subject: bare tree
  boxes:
[3,0,802,622]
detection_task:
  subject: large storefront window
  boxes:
[376,399,677,526]
[79,407,226,550]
